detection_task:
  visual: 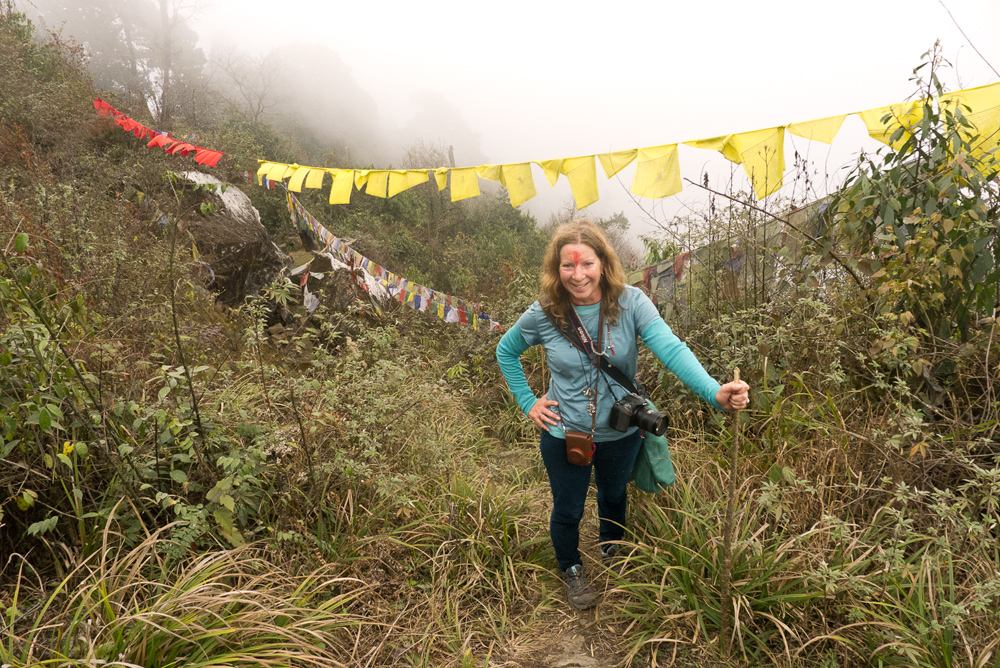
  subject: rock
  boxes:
[290,250,391,315]
[179,171,290,305]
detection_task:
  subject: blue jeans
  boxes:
[539,429,643,572]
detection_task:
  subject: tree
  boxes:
[832,45,1000,342]
[150,0,206,125]
[208,47,283,122]
[24,0,206,124]
[26,0,157,109]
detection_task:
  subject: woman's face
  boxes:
[559,243,603,306]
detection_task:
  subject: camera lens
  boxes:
[637,407,668,436]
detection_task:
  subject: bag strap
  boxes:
[540,301,639,395]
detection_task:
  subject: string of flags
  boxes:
[93,97,503,331]
[97,79,1000,213]
[254,81,1000,207]
[93,99,224,167]
[94,83,1000,330]
[280,183,503,331]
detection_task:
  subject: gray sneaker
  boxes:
[562,564,597,610]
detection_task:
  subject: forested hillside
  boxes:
[4,5,1000,667]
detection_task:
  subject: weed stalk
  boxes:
[720,367,742,656]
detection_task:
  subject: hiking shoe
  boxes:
[600,543,621,566]
[562,564,597,610]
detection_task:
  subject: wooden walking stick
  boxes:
[719,367,742,656]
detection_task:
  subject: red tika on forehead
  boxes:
[572,250,580,265]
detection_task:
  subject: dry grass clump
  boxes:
[3,520,380,667]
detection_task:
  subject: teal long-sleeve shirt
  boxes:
[496,286,722,441]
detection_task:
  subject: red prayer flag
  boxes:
[194,149,224,167]
[147,134,174,149]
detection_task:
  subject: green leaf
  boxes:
[27,516,58,536]
[970,250,992,284]
[38,410,51,433]
[170,469,188,483]
[14,233,29,252]
[74,442,89,457]
[206,476,233,504]
[214,508,246,547]
[1,438,19,458]
[15,490,37,511]
[57,453,73,469]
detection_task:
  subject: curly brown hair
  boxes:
[540,219,627,328]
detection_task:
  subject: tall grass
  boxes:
[2,517,377,667]
[606,426,1000,667]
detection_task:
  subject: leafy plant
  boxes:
[832,45,1000,342]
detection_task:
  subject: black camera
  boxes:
[609,393,669,436]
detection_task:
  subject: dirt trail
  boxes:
[510,509,636,667]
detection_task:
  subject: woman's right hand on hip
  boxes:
[528,394,560,431]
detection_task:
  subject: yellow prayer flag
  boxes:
[257,162,276,179]
[434,168,449,191]
[366,171,389,198]
[437,303,445,318]
[450,168,480,201]
[858,102,922,150]
[535,158,597,208]
[406,169,430,194]
[476,164,503,182]
[288,167,311,192]
[304,169,326,189]
[685,128,785,198]
[267,163,294,181]
[388,170,429,197]
[942,82,1000,161]
[408,170,430,189]
[502,163,537,207]
[631,144,681,200]
[562,156,599,209]
[729,127,786,199]
[733,127,785,199]
[537,159,563,187]
[354,170,370,191]
[787,115,847,144]
[684,135,742,163]
[329,169,354,205]
[386,170,407,197]
[598,149,637,178]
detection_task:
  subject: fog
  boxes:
[22,0,1000,234]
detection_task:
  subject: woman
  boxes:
[496,220,749,610]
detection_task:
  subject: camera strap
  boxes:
[541,300,640,396]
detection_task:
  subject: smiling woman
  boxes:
[495,219,749,610]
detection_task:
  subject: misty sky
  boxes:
[193,0,1000,231]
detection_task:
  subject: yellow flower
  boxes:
[63,442,74,456]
